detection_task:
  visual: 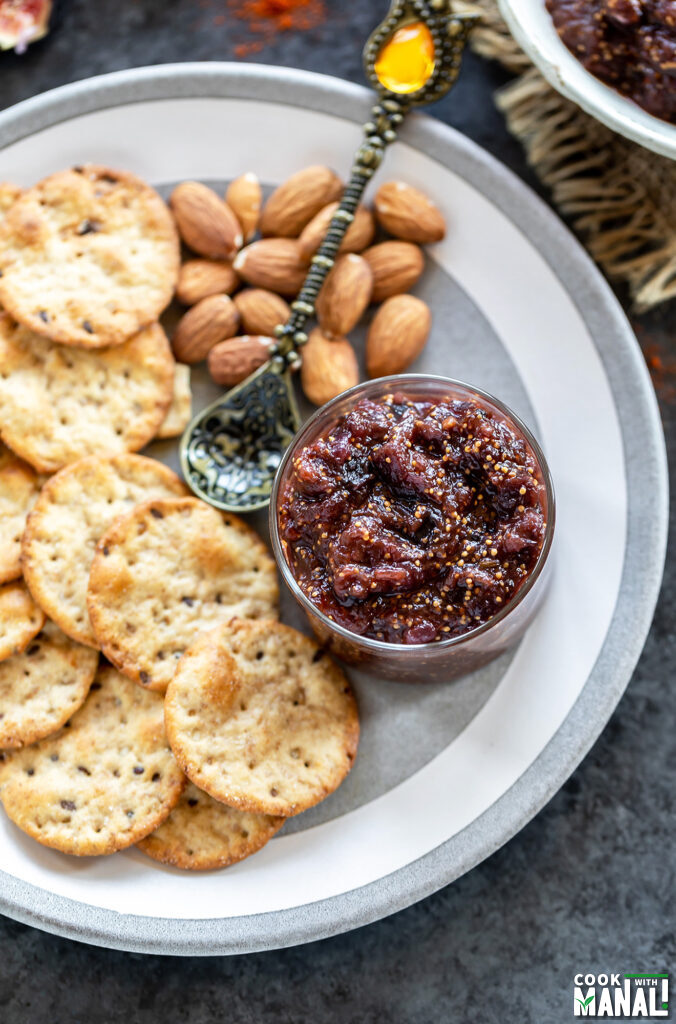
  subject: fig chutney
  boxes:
[546,0,676,123]
[277,390,548,646]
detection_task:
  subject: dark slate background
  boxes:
[0,1,673,1020]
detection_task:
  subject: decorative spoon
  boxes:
[180,0,477,512]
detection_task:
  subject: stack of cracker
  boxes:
[0,166,359,870]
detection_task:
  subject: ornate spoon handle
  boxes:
[269,0,476,373]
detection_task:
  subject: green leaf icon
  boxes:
[576,996,595,1007]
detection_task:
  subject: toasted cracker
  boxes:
[0,183,21,218]
[0,165,179,348]
[87,497,279,692]
[0,440,14,470]
[22,454,188,648]
[137,780,284,870]
[0,663,184,853]
[0,449,42,583]
[0,315,174,473]
[165,620,359,817]
[155,363,192,439]
[0,579,45,661]
[0,620,98,750]
[0,440,15,470]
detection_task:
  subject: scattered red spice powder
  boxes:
[227,0,326,57]
[644,343,676,404]
[234,39,265,57]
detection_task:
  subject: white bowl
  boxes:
[497,0,676,159]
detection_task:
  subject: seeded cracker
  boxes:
[0,448,42,583]
[0,183,21,218]
[87,497,279,692]
[0,165,179,348]
[155,363,192,439]
[0,664,184,853]
[22,454,188,647]
[0,620,98,750]
[137,781,285,871]
[0,316,174,473]
[0,440,14,469]
[0,579,45,661]
[165,620,359,817]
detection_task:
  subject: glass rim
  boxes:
[269,374,556,653]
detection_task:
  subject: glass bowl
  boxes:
[270,375,556,683]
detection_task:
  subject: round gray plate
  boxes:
[0,64,667,955]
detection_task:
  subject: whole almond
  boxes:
[260,165,343,237]
[233,238,307,296]
[301,328,359,406]
[373,181,446,244]
[176,259,239,305]
[234,288,291,336]
[208,335,273,387]
[170,181,243,259]
[172,294,240,364]
[226,172,262,243]
[366,294,431,378]
[316,254,373,338]
[298,202,375,262]
[362,240,424,302]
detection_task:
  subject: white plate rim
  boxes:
[496,0,676,160]
[0,63,667,955]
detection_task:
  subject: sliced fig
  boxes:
[0,0,52,53]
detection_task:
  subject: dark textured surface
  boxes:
[0,1,674,1020]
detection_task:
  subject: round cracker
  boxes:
[0,439,14,469]
[165,620,359,817]
[0,663,184,854]
[0,620,98,750]
[87,497,279,692]
[155,363,192,440]
[22,454,188,647]
[0,439,16,470]
[0,183,21,219]
[0,450,42,583]
[0,165,179,348]
[0,315,174,473]
[0,579,45,662]
[137,780,285,871]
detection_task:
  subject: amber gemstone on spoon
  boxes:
[374,21,436,94]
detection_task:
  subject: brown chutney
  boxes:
[546,0,676,123]
[278,392,548,645]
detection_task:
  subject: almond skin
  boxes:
[225,172,261,243]
[373,181,446,244]
[171,294,240,364]
[260,165,343,237]
[366,294,431,378]
[234,288,291,337]
[361,240,425,303]
[233,238,307,296]
[301,328,359,406]
[316,254,373,338]
[208,335,273,387]
[170,181,243,260]
[297,202,375,262]
[176,260,239,305]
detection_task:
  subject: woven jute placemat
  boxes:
[457,0,676,311]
